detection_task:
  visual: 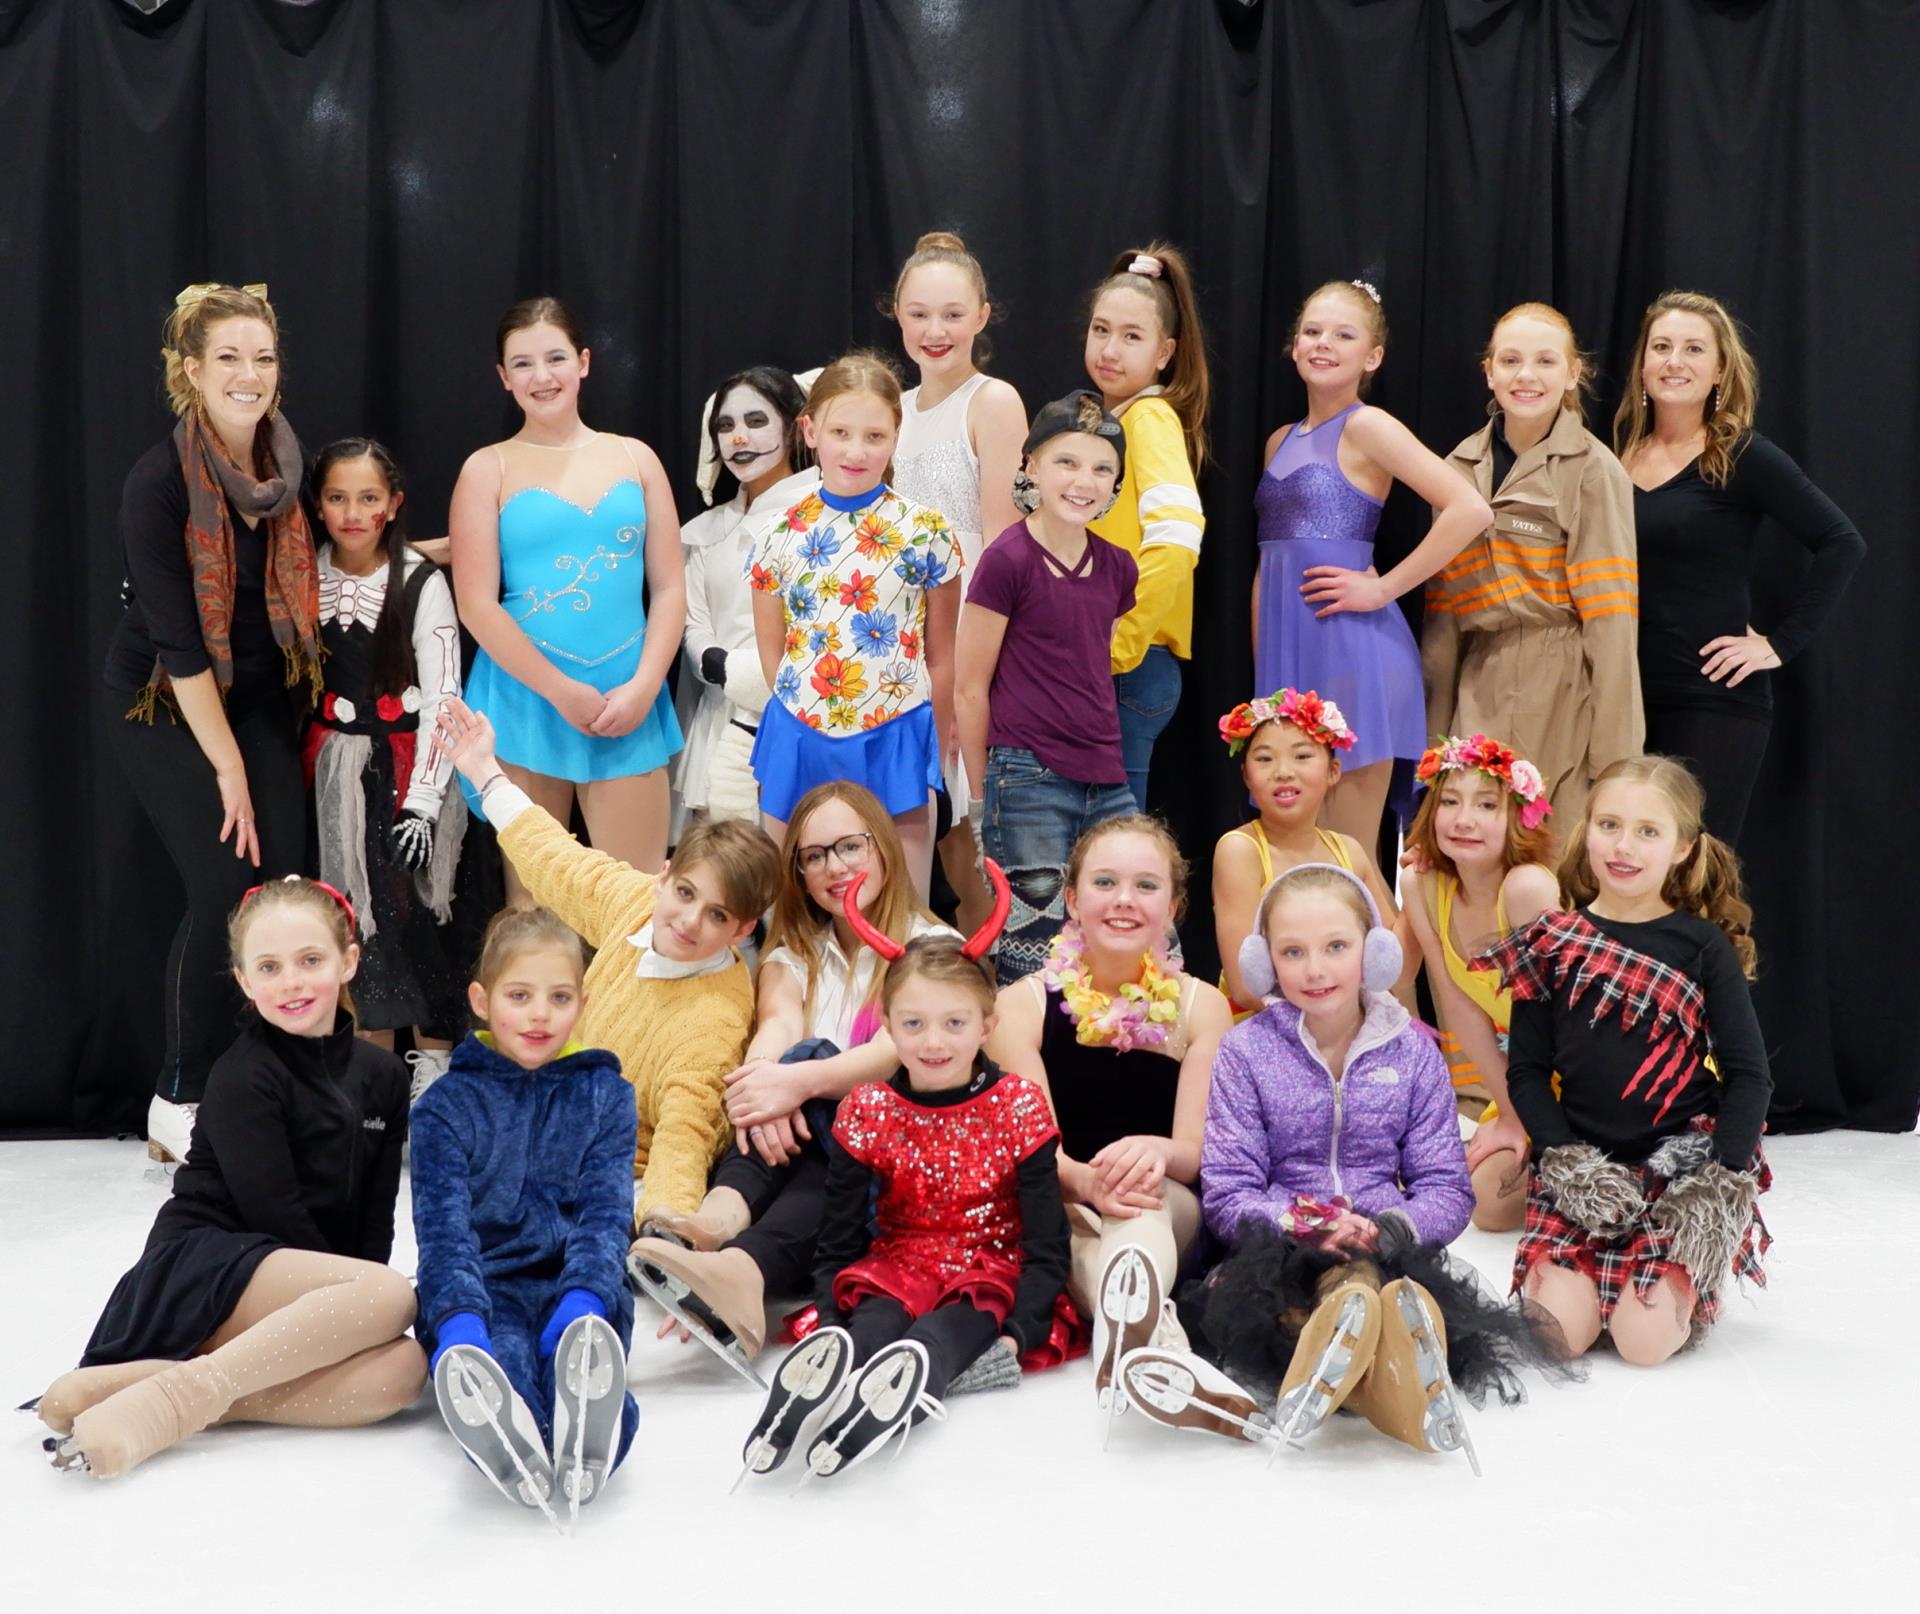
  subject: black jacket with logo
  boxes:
[151,1011,409,1263]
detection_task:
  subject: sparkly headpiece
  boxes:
[1349,279,1381,304]
[1415,734,1551,830]
[1218,688,1356,757]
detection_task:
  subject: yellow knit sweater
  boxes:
[497,806,756,1219]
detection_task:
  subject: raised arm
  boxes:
[1302,408,1493,614]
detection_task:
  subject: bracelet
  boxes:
[478,771,509,796]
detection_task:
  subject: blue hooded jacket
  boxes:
[410,1034,637,1347]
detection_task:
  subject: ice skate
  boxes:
[433,1344,564,1531]
[1093,1246,1162,1431]
[639,1191,750,1253]
[1349,1278,1481,1476]
[1118,1347,1278,1446]
[734,1326,855,1492]
[626,1239,768,1388]
[551,1314,627,1524]
[802,1340,946,1481]
[146,1095,198,1165]
[1270,1270,1382,1461]
[62,1356,236,1479]
[405,1047,452,1105]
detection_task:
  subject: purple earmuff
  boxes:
[1239,863,1404,1003]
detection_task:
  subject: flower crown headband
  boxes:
[1218,688,1356,757]
[1415,734,1551,829]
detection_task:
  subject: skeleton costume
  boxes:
[304,543,466,1035]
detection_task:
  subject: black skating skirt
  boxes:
[79,1228,281,1367]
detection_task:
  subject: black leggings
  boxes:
[1642,703,1771,849]
[846,1296,999,1404]
[105,684,308,1103]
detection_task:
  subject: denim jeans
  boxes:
[983,747,1137,986]
[1113,645,1183,813]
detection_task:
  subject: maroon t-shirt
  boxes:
[968,522,1137,784]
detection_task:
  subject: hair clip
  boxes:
[175,282,268,309]
[1349,279,1381,304]
[1127,254,1164,280]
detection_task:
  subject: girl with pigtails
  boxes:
[1477,755,1771,1366]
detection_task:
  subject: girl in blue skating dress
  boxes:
[451,297,684,891]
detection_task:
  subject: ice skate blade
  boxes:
[1392,1284,1481,1476]
[1274,1289,1373,1449]
[1120,1355,1277,1447]
[805,1344,930,1480]
[628,1253,767,1389]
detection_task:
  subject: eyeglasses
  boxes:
[795,831,876,875]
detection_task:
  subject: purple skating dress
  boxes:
[1254,402,1425,816]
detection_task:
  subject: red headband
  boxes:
[841,860,1012,962]
[240,875,359,937]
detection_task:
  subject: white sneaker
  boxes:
[406,1048,453,1105]
[146,1096,198,1165]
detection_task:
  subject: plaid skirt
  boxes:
[1512,1137,1772,1327]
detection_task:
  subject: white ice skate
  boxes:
[551,1314,628,1527]
[801,1340,946,1482]
[1094,1246,1162,1444]
[1117,1347,1279,1447]
[433,1345,565,1533]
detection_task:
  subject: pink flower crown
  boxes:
[1218,688,1356,757]
[1415,733,1552,829]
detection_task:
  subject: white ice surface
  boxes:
[4,1131,1916,1612]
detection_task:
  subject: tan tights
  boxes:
[1067,1181,1202,1350]
[40,1250,425,1475]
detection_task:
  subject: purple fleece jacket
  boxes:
[1202,993,1472,1248]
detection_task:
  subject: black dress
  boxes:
[306,550,466,1036]
[81,1012,409,1366]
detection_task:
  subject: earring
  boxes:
[1642,389,1650,414]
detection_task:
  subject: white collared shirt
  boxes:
[625,920,737,982]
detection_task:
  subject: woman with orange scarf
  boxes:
[102,283,323,1166]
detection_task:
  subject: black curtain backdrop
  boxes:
[2,0,1913,1136]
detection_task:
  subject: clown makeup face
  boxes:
[712,384,790,497]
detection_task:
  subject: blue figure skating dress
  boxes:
[465,434,682,781]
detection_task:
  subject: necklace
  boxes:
[1041,922,1180,1052]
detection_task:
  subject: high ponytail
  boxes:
[1094,242,1211,472]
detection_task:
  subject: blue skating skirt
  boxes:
[751,699,941,822]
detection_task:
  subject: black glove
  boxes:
[700,647,728,686]
[391,809,434,873]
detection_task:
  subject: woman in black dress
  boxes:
[1613,291,1865,845]
[103,283,322,1163]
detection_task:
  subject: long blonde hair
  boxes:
[1558,756,1756,978]
[1612,290,1758,487]
[766,781,933,1022]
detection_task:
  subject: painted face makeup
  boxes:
[712,384,787,488]
[317,456,403,575]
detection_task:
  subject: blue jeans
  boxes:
[983,747,1137,985]
[1113,646,1183,813]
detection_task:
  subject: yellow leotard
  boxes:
[1432,872,1510,1098]
[1221,824,1353,1021]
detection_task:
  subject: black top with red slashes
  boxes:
[1481,908,1771,1168]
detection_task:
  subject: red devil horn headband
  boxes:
[840,860,1013,963]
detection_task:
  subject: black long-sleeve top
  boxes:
[151,1010,409,1262]
[102,436,284,695]
[812,1062,1070,1355]
[1634,430,1865,715]
[1504,909,1771,1169]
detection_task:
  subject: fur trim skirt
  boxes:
[1513,1147,1771,1328]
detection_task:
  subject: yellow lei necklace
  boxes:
[1041,922,1181,1052]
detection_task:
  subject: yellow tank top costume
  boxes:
[1221,823,1353,1021]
